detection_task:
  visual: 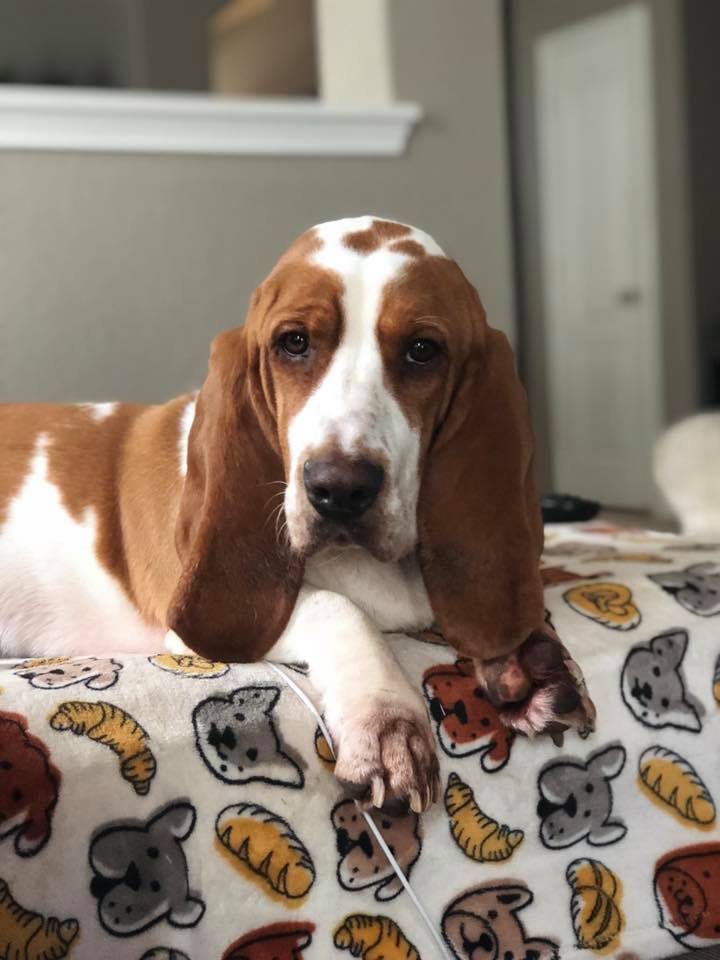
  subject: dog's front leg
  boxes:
[267,586,439,812]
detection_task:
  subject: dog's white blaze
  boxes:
[0,435,163,657]
[178,397,197,477]
[80,402,118,422]
[286,217,443,557]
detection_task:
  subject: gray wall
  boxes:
[508,0,696,493]
[0,0,516,404]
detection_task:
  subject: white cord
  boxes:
[266,661,454,960]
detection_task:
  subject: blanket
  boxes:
[1,523,719,960]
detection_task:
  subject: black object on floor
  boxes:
[541,493,601,524]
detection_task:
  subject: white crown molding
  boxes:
[0,87,422,157]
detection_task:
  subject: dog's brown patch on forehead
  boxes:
[375,254,477,436]
[343,219,411,254]
[390,239,426,258]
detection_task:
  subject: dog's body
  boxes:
[0,216,594,809]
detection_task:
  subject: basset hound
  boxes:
[0,216,595,811]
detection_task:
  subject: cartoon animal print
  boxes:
[13,655,122,689]
[0,877,79,960]
[566,858,623,950]
[149,653,229,678]
[620,629,701,731]
[140,951,191,960]
[334,915,420,960]
[50,700,156,795]
[639,746,715,826]
[314,726,335,766]
[664,542,720,553]
[445,772,523,863]
[650,563,720,616]
[543,541,600,559]
[0,711,60,857]
[193,686,303,788]
[564,583,641,630]
[584,550,670,564]
[422,659,514,772]
[222,922,315,959]
[89,801,205,936]
[537,744,627,849]
[442,883,559,960]
[541,566,609,587]
[215,802,315,900]
[331,798,421,902]
[654,843,720,950]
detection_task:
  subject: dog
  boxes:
[89,801,205,937]
[442,882,559,960]
[536,744,627,849]
[331,798,421,901]
[649,563,720,617]
[0,216,595,810]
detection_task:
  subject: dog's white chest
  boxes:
[304,548,433,632]
[0,437,162,657]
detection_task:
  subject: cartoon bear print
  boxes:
[649,563,720,616]
[193,686,304,788]
[442,883,559,960]
[13,655,122,690]
[620,629,701,731]
[0,711,60,857]
[537,744,627,849]
[331,798,421,901]
[89,801,205,936]
[222,922,315,959]
[422,659,514,772]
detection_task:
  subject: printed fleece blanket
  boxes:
[1,522,719,960]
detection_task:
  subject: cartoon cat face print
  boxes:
[649,563,720,616]
[537,744,627,849]
[621,629,701,731]
[89,802,205,937]
[193,686,303,788]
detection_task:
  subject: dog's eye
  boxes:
[406,338,439,365]
[279,330,309,357]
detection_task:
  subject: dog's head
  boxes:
[168,217,544,661]
[331,798,421,901]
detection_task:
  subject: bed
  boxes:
[1,521,719,960]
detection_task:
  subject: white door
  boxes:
[536,4,662,509]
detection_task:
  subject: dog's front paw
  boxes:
[330,701,440,814]
[475,631,596,742]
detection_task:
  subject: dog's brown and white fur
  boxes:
[0,217,594,811]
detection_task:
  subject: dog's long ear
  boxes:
[418,319,545,661]
[167,325,302,661]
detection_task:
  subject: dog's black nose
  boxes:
[303,458,384,521]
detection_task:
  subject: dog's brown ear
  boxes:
[167,325,302,661]
[418,320,545,661]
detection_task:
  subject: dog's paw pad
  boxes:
[477,632,596,740]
